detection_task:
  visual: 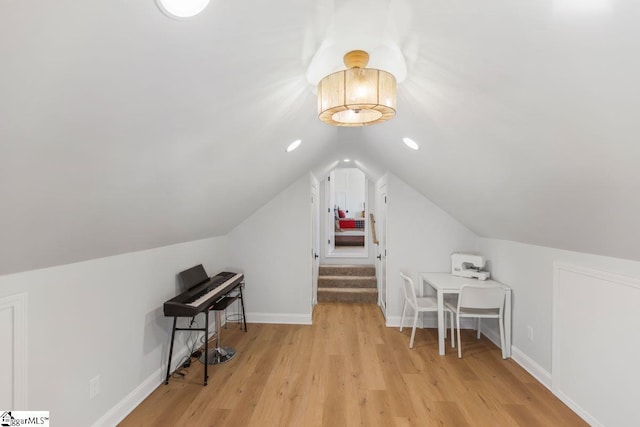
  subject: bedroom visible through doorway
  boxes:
[325,168,368,258]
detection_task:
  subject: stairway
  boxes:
[317,264,378,303]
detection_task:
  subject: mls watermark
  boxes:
[1,411,49,426]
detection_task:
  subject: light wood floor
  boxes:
[121,303,586,427]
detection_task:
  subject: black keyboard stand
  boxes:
[164,281,246,386]
[165,310,210,386]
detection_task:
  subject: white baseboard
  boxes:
[510,346,552,388]
[246,312,312,325]
[386,313,441,328]
[386,315,420,328]
[552,389,603,427]
[386,314,474,329]
[91,346,189,427]
[480,326,552,389]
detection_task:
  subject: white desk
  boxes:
[419,272,512,358]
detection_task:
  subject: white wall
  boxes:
[384,173,480,321]
[332,168,365,216]
[553,263,640,427]
[227,174,312,324]
[346,168,366,215]
[0,236,229,426]
[479,238,640,378]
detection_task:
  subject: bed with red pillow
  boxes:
[338,218,364,230]
[334,210,366,246]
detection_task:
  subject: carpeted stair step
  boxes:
[317,288,378,304]
[319,264,375,277]
[318,275,377,289]
[317,264,378,304]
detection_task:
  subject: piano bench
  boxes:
[212,295,239,311]
[211,284,247,333]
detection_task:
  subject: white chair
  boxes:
[399,273,455,349]
[445,284,506,358]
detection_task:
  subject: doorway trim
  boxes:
[376,180,388,316]
[310,174,320,306]
[324,169,369,259]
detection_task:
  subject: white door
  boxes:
[376,184,388,314]
[311,177,320,306]
[325,174,335,255]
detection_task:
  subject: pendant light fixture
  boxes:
[156,0,210,19]
[317,50,397,127]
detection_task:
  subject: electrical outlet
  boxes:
[527,325,534,342]
[89,375,101,399]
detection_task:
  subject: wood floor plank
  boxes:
[321,354,347,426]
[120,303,587,427]
[448,381,523,427]
[248,327,310,427]
[502,403,550,426]
[523,382,589,426]
[431,401,473,427]
[374,342,416,418]
[361,389,395,427]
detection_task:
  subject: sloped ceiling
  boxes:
[1,0,639,275]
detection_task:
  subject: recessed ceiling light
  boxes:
[156,0,210,19]
[286,139,302,152]
[343,158,351,162]
[402,137,420,150]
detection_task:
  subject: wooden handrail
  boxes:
[370,213,379,245]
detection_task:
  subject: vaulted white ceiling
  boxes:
[1,0,639,275]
